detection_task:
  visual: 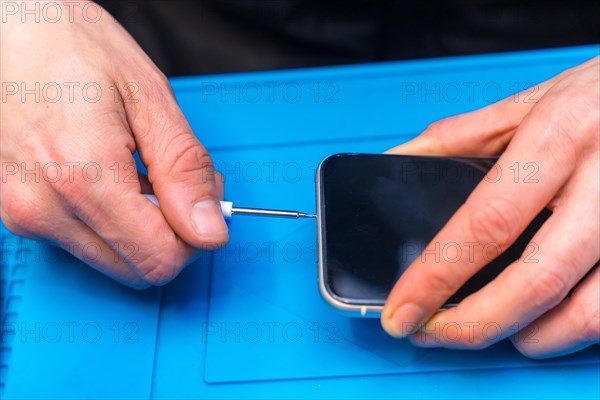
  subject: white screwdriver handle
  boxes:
[144,194,233,219]
[219,200,233,218]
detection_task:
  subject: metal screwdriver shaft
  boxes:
[231,206,316,219]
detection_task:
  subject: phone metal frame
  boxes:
[316,154,384,317]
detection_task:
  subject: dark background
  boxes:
[97,0,600,77]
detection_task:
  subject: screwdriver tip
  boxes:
[299,213,317,218]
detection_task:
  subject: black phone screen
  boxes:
[318,153,550,306]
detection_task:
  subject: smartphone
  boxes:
[316,153,550,317]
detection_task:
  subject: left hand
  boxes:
[381,57,599,358]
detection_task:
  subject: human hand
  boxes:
[381,57,599,358]
[0,1,229,287]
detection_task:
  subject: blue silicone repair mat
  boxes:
[0,225,163,399]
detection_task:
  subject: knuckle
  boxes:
[0,212,30,238]
[576,297,600,343]
[425,266,460,299]
[529,267,571,310]
[139,257,181,286]
[424,117,452,135]
[1,189,42,233]
[163,135,213,182]
[468,196,520,251]
[143,267,177,286]
[136,239,187,286]
[421,119,457,153]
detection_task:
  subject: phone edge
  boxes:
[316,154,384,318]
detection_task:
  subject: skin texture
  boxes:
[1,1,229,288]
[382,57,599,359]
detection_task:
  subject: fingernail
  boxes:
[384,137,424,154]
[191,200,228,237]
[385,137,442,155]
[381,303,425,338]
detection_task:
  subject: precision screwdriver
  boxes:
[144,194,315,219]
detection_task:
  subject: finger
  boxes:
[381,92,587,337]
[386,57,599,156]
[46,111,199,285]
[0,181,48,240]
[408,165,599,348]
[119,71,229,249]
[1,182,149,287]
[510,266,599,359]
[1,216,149,289]
[52,218,151,289]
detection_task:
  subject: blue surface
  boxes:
[2,45,599,399]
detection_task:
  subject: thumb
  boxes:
[122,76,229,249]
[385,58,596,157]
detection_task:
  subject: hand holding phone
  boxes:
[379,58,599,359]
[317,153,549,317]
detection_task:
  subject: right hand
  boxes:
[382,57,599,358]
[1,1,229,288]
